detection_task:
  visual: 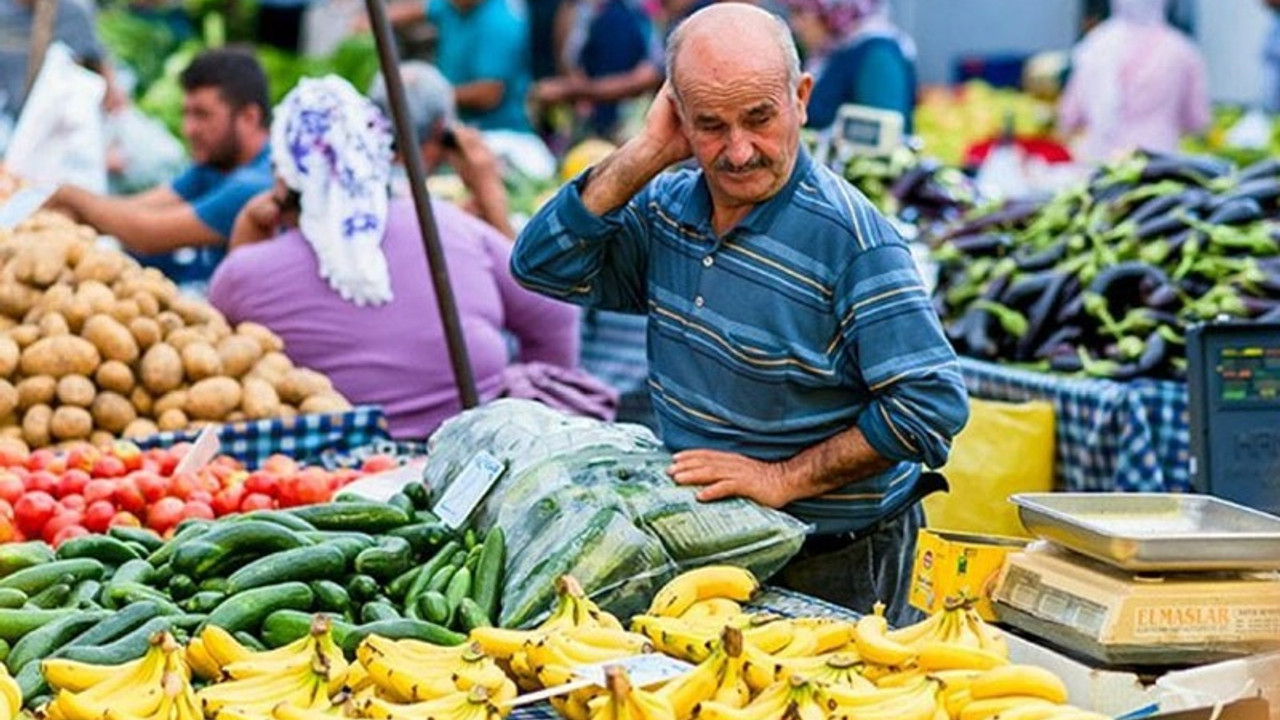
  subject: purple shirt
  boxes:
[209,196,580,439]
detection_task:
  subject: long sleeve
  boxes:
[483,230,581,368]
[510,172,652,313]
[834,224,969,468]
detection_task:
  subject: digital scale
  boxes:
[1187,321,1280,516]
[810,104,907,168]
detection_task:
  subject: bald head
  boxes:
[665,3,801,105]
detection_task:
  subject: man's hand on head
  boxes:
[667,449,797,508]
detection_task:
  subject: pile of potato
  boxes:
[0,212,352,450]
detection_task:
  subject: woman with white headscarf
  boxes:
[1058,0,1210,164]
[780,0,917,132]
[208,76,591,438]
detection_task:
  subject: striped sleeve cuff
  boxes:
[857,400,920,464]
[555,170,623,240]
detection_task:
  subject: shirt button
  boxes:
[702,256,714,267]
[694,295,704,308]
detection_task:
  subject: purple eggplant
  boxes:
[945,233,1014,258]
[1013,241,1068,272]
[1134,210,1195,240]
[1014,272,1075,361]
[1206,197,1264,225]
[1033,326,1083,360]
[1237,157,1280,183]
[1088,262,1173,316]
[1136,151,1233,185]
[1212,178,1280,210]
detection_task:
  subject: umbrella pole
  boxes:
[361,0,480,411]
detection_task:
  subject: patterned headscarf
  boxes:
[1111,0,1168,25]
[781,0,887,40]
[271,76,395,306]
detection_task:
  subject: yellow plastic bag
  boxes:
[925,398,1055,538]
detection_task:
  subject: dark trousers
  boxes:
[776,503,926,628]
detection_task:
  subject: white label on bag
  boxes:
[500,653,693,708]
[433,451,505,529]
[173,425,222,475]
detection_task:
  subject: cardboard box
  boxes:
[909,528,1028,621]
[1158,651,1280,720]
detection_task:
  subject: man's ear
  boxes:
[241,103,266,130]
[796,72,814,125]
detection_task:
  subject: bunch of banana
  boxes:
[631,611,811,665]
[939,664,1089,720]
[648,567,760,619]
[884,600,1010,659]
[819,676,941,720]
[525,628,655,720]
[45,632,199,720]
[356,637,515,706]
[586,666,675,720]
[654,627,752,718]
[0,661,21,720]
[676,599,745,629]
[694,674,827,720]
[359,687,502,720]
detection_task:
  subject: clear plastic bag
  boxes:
[425,399,808,627]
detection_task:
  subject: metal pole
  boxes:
[24,0,58,98]
[362,0,480,411]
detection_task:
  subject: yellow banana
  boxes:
[965,611,1009,659]
[790,617,856,654]
[819,677,934,709]
[186,637,224,682]
[877,669,927,689]
[959,696,1056,720]
[272,701,345,720]
[1029,708,1111,720]
[75,636,169,702]
[808,654,876,691]
[584,666,675,720]
[558,576,625,631]
[359,651,458,702]
[827,681,939,720]
[196,665,320,715]
[944,687,973,720]
[561,628,654,655]
[56,684,162,720]
[772,627,820,658]
[630,616,715,663]
[0,665,19,715]
[885,611,946,647]
[469,628,540,659]
[679,598,744,622]
[854,614,916,667]
[648,566,759,618]
[990,703,1076,720]
[199,625,256,668]
[654,654,720,718]
[970,666,1068,704]
[41,657,143,694]
[917,643,1010,672]
[740,617,794,655]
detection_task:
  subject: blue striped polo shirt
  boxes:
[511,148,969,535]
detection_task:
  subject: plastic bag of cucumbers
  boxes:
[424,400,808,628]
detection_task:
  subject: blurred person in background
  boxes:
[1263,0,1280,112]
[1058,0,1209,164]
[211,76,586,439]
[780,0,916,133]
[0,0,125,119]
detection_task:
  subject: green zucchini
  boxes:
[285,503,411,533]
[170,522,312,579]
[26,580,72,609]
[224,544,346,595]
[456,598,491,631]
[353,536,412,580]
[308,581,350,616]
[0,609,78,643]
[340,618,465,655]
[0,542,55,579]
[0,589,26,609]
[0,559,104,595]
[470,527,504,621]
[55,535,141,566]
[261,610,355,649]
[108,526,164,554]
[203,582,315,634]
[359,601,401,623]
[7,610,108,671]
[386,522,452,557]
[232,510,317,532]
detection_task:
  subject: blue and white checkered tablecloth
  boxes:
[510,587,856,720]
[130,405,392,469]
[959,358,1191,493]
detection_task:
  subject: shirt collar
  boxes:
[680,146,814,237]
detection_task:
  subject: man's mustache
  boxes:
[714,155,770,173]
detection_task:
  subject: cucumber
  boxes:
[385,566,422,602]
[0,542,55,579]
[309,533,376,565]
[0,559,104,595]
[199,577,231,593]
[463,528,479,551]
[387,493,414,515]
[234,631,267,652]
[286,503,411,533]
[340,619,465,655]
[56,616,173,665]
[233,510,317,532]
[463,544,483,573]
[54,602,164,655]
[353,537,412,580]
[386,522,452,556]
[404,540,462,607]
[403,482,431,510]
[261,610,355,649]
[360,601,401,623]
[171,522,312,579]
[225,544,346,595]
[146,522,210,566]
[456,598,491,631]
[26,581,72,609]
[345,575,379,603]
[15,660,43,701]
[102,583,184,615]
[184,591,227,615]
[64,580,102,609]
[413,510,442,525]
[414,591,450,625]
[425,564,458,596]
[122,542,153,559]
[0,589,26,609]
[56,535,141,566]
[470,527,505,621]
[108,526,164,554]
[203,582,315,634]
[308,581,350,615]
[0,638,8,662]
[0,609,78,643]
[7,610,107,672]
[110,559,155,587]
[167,574,198,601]
[443,567,471,629]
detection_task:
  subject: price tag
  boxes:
[832,104,905,157]
[433,451,505,529]
[501,653,692,709]
[337,458,427,502]
[173,425,221,475]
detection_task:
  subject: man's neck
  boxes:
[711,204,752,237]
[233,132,269,168]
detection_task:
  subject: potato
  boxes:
[299,393,352,415]
[140,343,183,395]
[133,292,160,318]
[22,404,52,447]
[249,352,294,385]
[19,336,100,378]
[277,368,333,405]
[0,317,16,333]
[16,376,56,410]
[278,405,298,420]
[60,296,93,333]
[240,378,281,420]
[74,247,129,285]
[123,418,160,438]
[37,312,69,338]
[225,411,246,423]
[180,342,223,381]
[0,427,22,442]
[95,360,134,395]
[129,387,153,416]
[40,285,74,315]
[155,311,184,337]
[50,406,93,441]
[0,284,40,321]
[0,379,16,418]
[10,243,69,288]
[90,431,115,447]
[201,320,231,345]
[91,391,136,434]
[154,389,188,416]
[217,336,262,378]
[0,436,27,458]
[110,299,141,325]
[236,322,285,354]
[186,377,242,421]
[157,408,188,432]
[170,297,218,327]
[55,375,96,408]
[165,328,204,352]
[7,325,38,349]
[76,281,116,315]
[128,317,162,349]
[82,315,139,364]
[0,336,18,378]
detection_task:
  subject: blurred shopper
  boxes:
[0,0,125,117]
[1263,0,1280,112]
[780,0,916,132]
[211,76,586,439]
[1058,0,1209,164]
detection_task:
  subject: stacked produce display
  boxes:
[0,212,352,450]
[930,151,1280,380]
[838,146,977,226]
[914,82,1056,167]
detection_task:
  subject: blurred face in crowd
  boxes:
[671,7,812,212]
[788,8,829,54]
[182,87,258,170]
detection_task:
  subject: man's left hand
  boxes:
[667,449,795,508]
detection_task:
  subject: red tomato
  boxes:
[14,491,57,538]
[82,479,116,505]
[111,441,144,472]
[83,500,117,534]
[24,471,57,495]
[292,469,330,507]
[64,446,99,473]
[143,449,175,475]
[262,455,299,477]
[239,493,275,512]
[59,494,86,513]
[91,456,127,479]
[275,476,300,508]
[108,511,142,528]
[168,473,197,500]
[0,444,27,468]
[243,471,279,498]
[55,469,91,499]
[186,490,214,506]
[360,454,397,474]
[0,514,19,543]
[25,449,56,472]
[168,443,192,462]
[50,524,89,546]
[0,499,12,520]
[182,500,215,522]
[193,472,222,495]
[113,478,147,517]
[43,510,85,544]
[131,471,169,503]
[0,474,24,505]
[211,485,245,516]
[146,497,186,534]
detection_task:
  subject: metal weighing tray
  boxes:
[1010,493,1280,572]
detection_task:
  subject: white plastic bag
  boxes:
[5,43,107,193]
[105,106,186,194]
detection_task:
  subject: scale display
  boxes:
[1217,346,1280,402]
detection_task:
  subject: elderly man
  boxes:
[511,2,968,623]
